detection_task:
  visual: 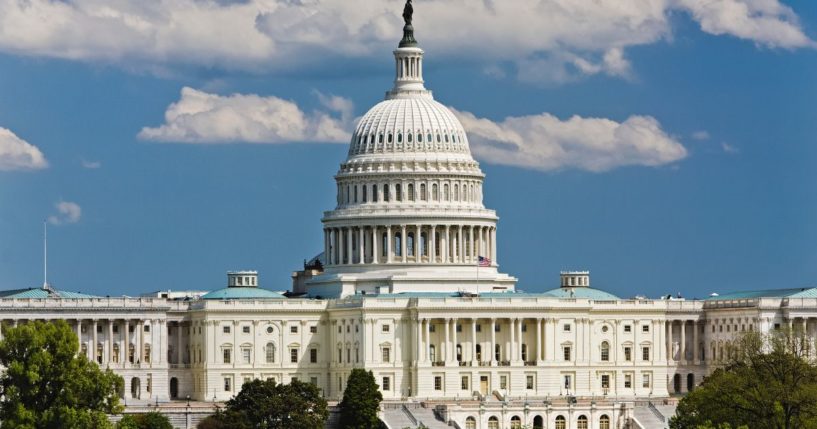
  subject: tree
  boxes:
[671,330,817,429]
[339,369,384,429]
[0,319,124,429]
[197,379,327,429]
[117,412,174,429]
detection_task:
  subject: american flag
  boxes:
[478,256,491,267]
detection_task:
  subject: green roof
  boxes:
[542,287,620,300]
[0,288,99,299]
[707,287,817,300]
[372,288,620,300]
[201,287,286,300]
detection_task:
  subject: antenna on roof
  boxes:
[42,221,57,296]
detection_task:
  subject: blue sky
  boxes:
[0,0,815,299]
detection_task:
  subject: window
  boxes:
[520,344,527,361]
[266,342,276,363]
[642,373,651,388]
[113,325,119,334]
[577,415,588,429]
[563,346,572,361]
[526,375,534,389]
[242,348,251,364]
[429,345,436,362]
[310,377,318,386]
[384,184,390,201]
[494,324,500,332]
[511,416,522,429]
[382,347,390,363]
[310,326,317,334]
[555,416,566,429]
[489,417,500,429]
[144,325,150,332]
[601,342,610,361]
[642,324,650,333]
[223,326,231,334]
[373,185,378,202]
[563,324,571,332]
[466,417,476,429]
[495,345,501,361]
[290,348,299,363]
[310,348,318,363]
[290,326,298,334]
[624,374,632,388]
[475,344,482,361]
[396,184,402,201]
[429,324,436,333]
[382,324,390,333]
[563,375,572,390]
[223,348,231,364]
[420,183,426,200]
[600,415,611,429]
[624,324,632,333]
[624,347,632,361]
[601,374,610,389]
[224,377,231,392]
[434,376,442,390]
[242,326,250,334]
[476,324,482,332]
[382,376,391,391]
[408,183,415,201]
[461,376,469,390]
[500,375,507,390]
[642,346,650,361]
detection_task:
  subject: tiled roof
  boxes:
[0,287,99,299]
[707,287,817,300]
[201,287,286,300]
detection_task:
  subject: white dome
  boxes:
[348,96,471,157]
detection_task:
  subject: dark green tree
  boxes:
[117,411,173,429]
[339,369,384,429]
[0,319,124,429]
[671,330,817,429]
[197,379,327,429]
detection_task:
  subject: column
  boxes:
[517,318,523,362]
[338,228,345,265]
[124,320,130,367]
[92,319,98,363]
[667,321,674,361]
[491,227,497,264]
[475,226,482,258]
[416,319,422,362]
[158,320,165,364]
[75,320,82,351]
[401,225,407,263]
[680,321,686,364]
[444,318,451,363]
[387,226,393,263]
[692,321,699,364]
[458,225,464,264]
[372,227,379,264]
[536,318,542,362]
[509,318,515,362]
[471,318,478,365]
[415,225,421,261]
[347,227,353,265]
[444,225,451,263]
[468,226,474,263]
[138,319,145,365]
[490,318,497,365]
[452,319,458,363]
[358,227,364,264]
[425,319,431,362]
[177,322,184,365]
[108,320,114,364]
[430,225,436,264]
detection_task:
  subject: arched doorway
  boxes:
[170,377,178,399]
[131,377,141,399]
[673,373,682,393]
[511,415,521,429]
[687,373,695,392]
[488,416,499,429]
[533,415,544,429]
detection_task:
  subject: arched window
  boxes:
[362,185,367,202]
[488,417,499,429]
[407,133,412,143]
[396,184,402,202]
[378,134,384,144]
[465,417,476,429]
[397,133,403,143]
[420,183,427,201]
[511,416,522,429]
[388,133,393,143]
[112,344,120,363]
[443,184,449,201]
[373,185,379,202]
[266,342,276,363]
[418,132,423,143]
[601,341,610,361]
[394,234,402,256]
[432,184,438,201]
[436,132,441,143]
[407,233,415,256]
[382,232,389,257]
[577,415,588,429]
[420,232,427,256]
[346,185,351,204]
[555,416,566,429]
[427,133,432,142]
[354,185,358,203]
[384,184,390,202]
[454,184,459,201]
[599,415,610,429]
[408,184,415,201]
[533,416,544,429]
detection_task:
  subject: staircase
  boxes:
[382,406,417,429]
[632,403,670,429]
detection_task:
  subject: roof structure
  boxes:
[201,287,286,300]
[0,287,99,299]
[707,287,817,300]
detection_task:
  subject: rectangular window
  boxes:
[223,326,230,334]
[526,375,534,390]
[601,374,610,389]
[290,326,298,334]
[382,347,390,363]
[429,324,436,333]
[224,377,231,392]
[456,324,462,333]
[97,325,102,333]
[563,324,571,332]
[642,324,650,333]
[223,348,231,364]
[494,324,500,332]
[563,375,572,390]
[461,376,469,390]
[242,326,250,334]
[382,324,390,333]
[310,326,318,334]
[310,377,318,386]
[476,324,482,332]
[500,375,507,390]
[113,325,119,334]
[624,347,632,361]
[642,373,651,388]
[521,324,527,332]
[624,325,631,333]
[624,374,632,388]
[563,346,571,361]
[144,325,150,332]
[310,348,318,363]
[290,348,299,363]
[242,348,251,364]
[434,376,442,391]
[642,347,650,361]
[382,377,391,391]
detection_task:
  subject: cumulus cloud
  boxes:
[0,127,48,171]
[0,0,810,81]
[48,201,82,225]
[138,87,352,144]
[453,109,688,172]
[81,159,101,169]
[692,130,711,140]
[721,142,739,154]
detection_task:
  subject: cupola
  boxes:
[227,271,258,288]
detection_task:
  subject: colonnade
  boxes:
[666,319,703,364]
[324,224,496,266]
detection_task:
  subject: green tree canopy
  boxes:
[339,368,384,429]
[197,379,327,429]
[116,411,173,429]
[0,319,124,429]
[671,330,817,429]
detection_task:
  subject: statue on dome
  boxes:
[402,0,414,26]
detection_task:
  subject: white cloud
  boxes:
[692,130,711,140]
[453,109,688,172]
[138,87,352,144]
[81,159,101,169]
[48,201,82,225]
[0,0,810,80]
[0,127,48,171]
[721,142,740,153]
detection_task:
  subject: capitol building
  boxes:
[3,6,816,429]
